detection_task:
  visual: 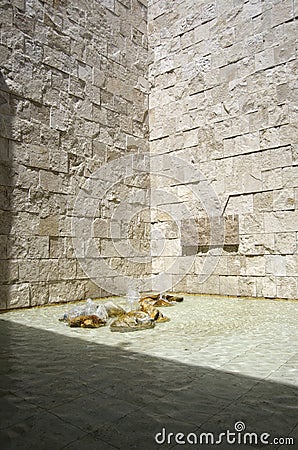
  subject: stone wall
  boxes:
[0,0,149,309]
[148,0,298,299]
[1,0,297,309]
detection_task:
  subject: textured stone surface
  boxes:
[148,0,298,300]
[0,0,149,309]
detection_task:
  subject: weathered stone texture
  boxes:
[0,0,149,309]
[148,0,298,300]
[1,0,297,308]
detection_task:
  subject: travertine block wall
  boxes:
[0,0,149,309]
[1,0,297,309]
[148,0,298,299]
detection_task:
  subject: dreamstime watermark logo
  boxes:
[154,421,295,446]
[71,152,225,295]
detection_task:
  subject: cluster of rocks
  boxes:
[59,294,183,332]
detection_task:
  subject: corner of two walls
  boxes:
[1,0,297,310]
[148,0,298,299]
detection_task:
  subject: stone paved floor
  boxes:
[0,294,297,449]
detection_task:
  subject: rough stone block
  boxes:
[253,191,273,212]
[225,215,239,246]
[28,237,49,259]
[266,255,287,276]
[219,276,239,296]
[39,259,59,281]
[30,282,49,306]
[239,276,257,297]
[276,276,298,299]
[274,232,296,255]
[257,276,277,298]
[264,211,298,233]
[0,260,18,282]
[39,216,59,237]
[19,260,39,282]
[7,283,30,309]
[245,256,266,276]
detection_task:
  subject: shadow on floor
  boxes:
[0,320,297,450]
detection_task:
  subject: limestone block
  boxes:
[237,132,260,154]
[93,218,109,238]
[39,216,59,237]
[239,233,275,255]
[10,213,39,237]
[276,83,290,104]
[226,255,246,276]
[84,279,102,298]
[7,283,30,309]
[50,106,71,132]
[279,124,298,146]
[100,238,121,257]
[245,256,266,276]
[257,276,277,298]
[76,260,90,279]
[286,255,298,277]
[282,167,298,188]
[266,255,287,276]
[255,48,275,71]
[0,260,18,283]
[39,259,59,281]
[274,232,296,255]
[264,210,298,233]
[173,276,188,293]
[57,259,77,280]
[225,215,239,246]
[276,276,298,299]
[225,193,253,219]
[239,213,263,234]
[7,236,28,259]
[0,235,7,259]
[273,188,295,211]
[28,236,49,259]
[202,3,217,23]
[253,191,273,212]
[49,237,74,259]
[262,169,283,189]
[185,217,211,247]
[49,149,68,174]
[274,42,296,65]
[187,274,220,295]
[262,146,292,170]
[271,0,294,27]
[152,238,181,257]
[260,127,281,149]
[230,114,249,136]
[151,220,179,239]
[239,276,257,297]
[200,275,220,294]
[30,282,49,306]
[39,170,67,194]
[69,76,85,99]
[151,257,166,274]
[19,260,39,282]
[219,275,239,296]
[249,108,269,132]
[29,145,49,170]
[49,280,85,303]
[198,254,223,276]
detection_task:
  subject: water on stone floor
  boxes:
[0,294,297,450]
